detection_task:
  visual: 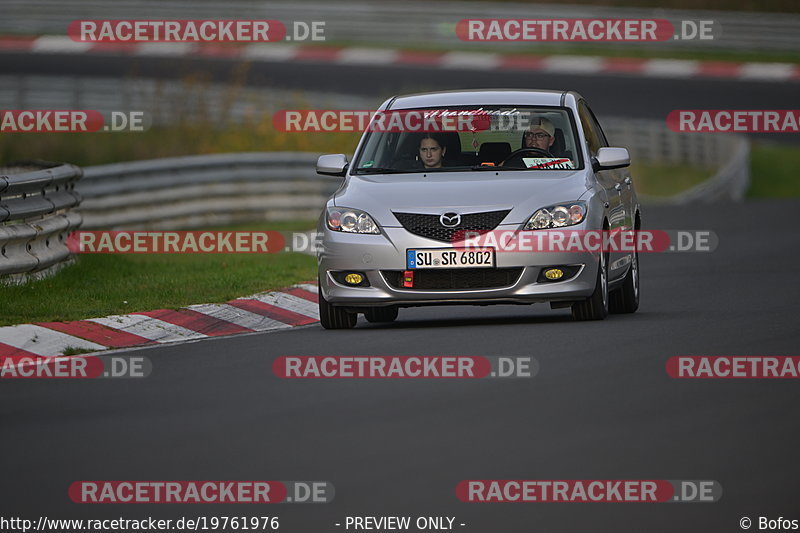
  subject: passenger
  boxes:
[418,133,446,168]
[522,116,556,155]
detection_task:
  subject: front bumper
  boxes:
[318,226,599,308]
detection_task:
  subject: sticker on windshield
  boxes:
[522,157,575,169]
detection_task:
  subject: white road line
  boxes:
[0,324,106,356]
[242,43,298,61]
[134,43,195,56]
[89,315,205,343]
[244,292,319,319]
[441,52,500,70]
[187,303,292,331]
[740,62,795,81]
[337,47,398,65]
[642,59,699,78]
[542,56,604,74]
[32,36,93,54]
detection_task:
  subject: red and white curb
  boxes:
[0,282,319,358]
[1,35,798,82]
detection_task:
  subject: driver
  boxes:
[522,116,556,155]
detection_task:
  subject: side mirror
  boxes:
[316,154,349,177]
[593,147,630,171]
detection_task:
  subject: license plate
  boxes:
[407,248,495,269]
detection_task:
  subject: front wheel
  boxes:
[319,283,357,329]
[610,251,639,314]
[571,252,609,321]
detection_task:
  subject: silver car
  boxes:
[315,89,640,329]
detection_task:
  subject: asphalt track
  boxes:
[1,51,799,143]
[2,200,800,532]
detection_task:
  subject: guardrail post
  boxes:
[0,162,84,285]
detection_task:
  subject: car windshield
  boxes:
[352,106,582,174]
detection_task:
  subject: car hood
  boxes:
[334,170,591,225]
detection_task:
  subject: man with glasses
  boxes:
[522,116,556,154]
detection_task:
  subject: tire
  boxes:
[318,283,357,329]
[571,251,609,321]
[364,306,399,323]
[610,250,639,314]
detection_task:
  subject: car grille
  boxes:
[382,268,523,290]
[393,210,511,243]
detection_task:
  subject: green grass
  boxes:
[0,123,362,167]
[748,142,800,197]
[1,221,318,327]
[61,346,96,356]
[631,142,800,198]
[631,162,711,197]
[629,142,800,198]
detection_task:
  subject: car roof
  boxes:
[385,89,579,110]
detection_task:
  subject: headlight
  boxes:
[326,207,380,234]
[524,202,586,230]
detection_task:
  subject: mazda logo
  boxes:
[439,212,461,228]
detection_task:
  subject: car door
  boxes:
[578,100,628,281]
[585,104,635,234]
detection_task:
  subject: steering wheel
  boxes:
[500,147,554,168]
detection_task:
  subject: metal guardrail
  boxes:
[606,118,739,168]
[670,137,751,203]
[2,0,799,53]
[77,153,340,230]
[0,162,83,283]
[603,118,751,202]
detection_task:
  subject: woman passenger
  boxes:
[418,133,446,168]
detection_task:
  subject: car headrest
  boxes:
[478,142,512,164]
[438,132,462,161]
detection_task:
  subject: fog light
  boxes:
[344,273,364,285]
[403,270,414,288]
[544,268,564,280]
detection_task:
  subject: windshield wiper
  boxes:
[469,166,530,171]
[354,166,542,174]
[354,167,413,174]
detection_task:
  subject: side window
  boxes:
[578,101,608,155]
[587,105,610,148]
